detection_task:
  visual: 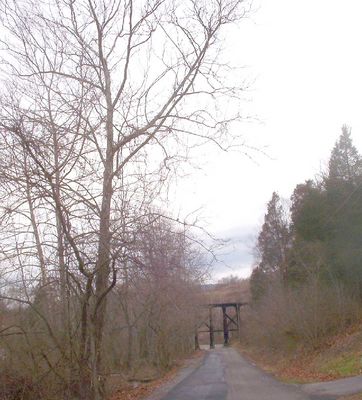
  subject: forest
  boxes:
[247,126,362,353]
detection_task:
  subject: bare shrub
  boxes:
[243,278,361,353]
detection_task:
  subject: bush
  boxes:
[243,278,361,352]
[0,370,42,400]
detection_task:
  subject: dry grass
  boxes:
[236,343,338,384]
[237,324,362,384]
[109,371,175,400]
[204,278,250,304]
[109,351,204,400]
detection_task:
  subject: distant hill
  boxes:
[202,276,250,304]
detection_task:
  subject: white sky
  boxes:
[172,0,362,281]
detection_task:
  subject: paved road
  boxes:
[154,347,336,400]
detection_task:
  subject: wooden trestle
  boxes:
[196,302,246,349]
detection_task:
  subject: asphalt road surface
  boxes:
[156,347,336,400]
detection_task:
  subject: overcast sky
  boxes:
[170,0,362,281]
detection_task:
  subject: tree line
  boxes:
[251,125,362,299]
[245,126,362,351]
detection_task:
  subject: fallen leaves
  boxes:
[109,367,178,400]
[109,351,204,400]
[236,324,362,384]
[237,344,348,384]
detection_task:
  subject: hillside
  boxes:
[202,277,250,304]
[239,323,362,384]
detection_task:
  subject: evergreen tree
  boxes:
[290,180,328,242]
[252,126,362,299]
[323,126,362,294]
[288,181,328,283]
[251,192,290,300]
[250,266,268,302]
[328,125,362,184]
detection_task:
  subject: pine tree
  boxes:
[328,125,362,184]
[287,181,329,283]
[254,192,290,283]
[290,180,327,242]
[250,266,268,302]
[324,126,362,294]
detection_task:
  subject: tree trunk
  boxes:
[92,93,114,398]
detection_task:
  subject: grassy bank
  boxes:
[237,324,362,384]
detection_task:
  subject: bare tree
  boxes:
[0,0,249,398]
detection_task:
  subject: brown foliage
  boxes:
[242,279,361,352]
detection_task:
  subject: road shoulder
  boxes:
[145,351,206,400]
[302,376,362,398]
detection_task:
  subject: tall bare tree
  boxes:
[0,0,249,398]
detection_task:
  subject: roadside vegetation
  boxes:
[0,0,249,398]
[242,126,362,382]
[0,215,206,399]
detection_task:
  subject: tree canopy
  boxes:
[251,126,362,298]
